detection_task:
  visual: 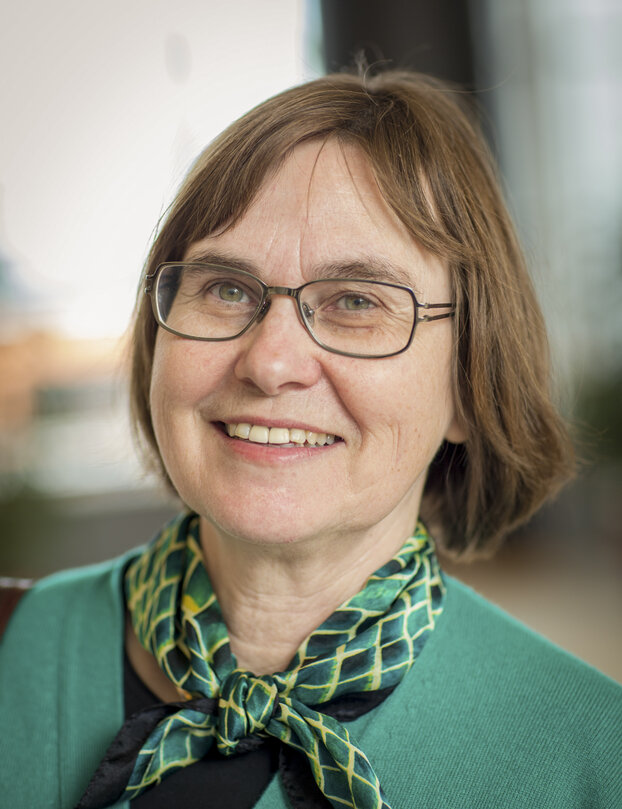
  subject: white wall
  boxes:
[1,0,316,338]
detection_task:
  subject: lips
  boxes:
[221,422,341,447]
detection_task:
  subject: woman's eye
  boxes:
[339,294,373,311]
[213,283,249,303]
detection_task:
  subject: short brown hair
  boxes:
[130,70,574,556]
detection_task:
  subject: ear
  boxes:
[444,412,468,445]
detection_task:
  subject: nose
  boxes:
[233,295,322,395]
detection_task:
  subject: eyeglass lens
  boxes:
[155,264,416,357]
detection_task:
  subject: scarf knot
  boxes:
[217,670,279,755]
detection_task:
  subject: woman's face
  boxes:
[150,139,464,549]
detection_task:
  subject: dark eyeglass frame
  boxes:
[145,262,455,359]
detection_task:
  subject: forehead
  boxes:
[185,139,448,293]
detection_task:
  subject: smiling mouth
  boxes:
[219,422,342,447]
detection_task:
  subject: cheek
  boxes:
[149,336,227,415]
[149,343,184,430]
[148,338,221,493]
[149,340,206,461]
[343,344,456,459]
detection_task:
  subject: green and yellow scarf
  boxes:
[79,512,444,809]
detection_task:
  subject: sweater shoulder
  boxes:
[441,573,620,691]
[0,552,134,808]
[0,552,136,683]
[351,574,622,808]
[4,549,140,634]
[432,575,622,796]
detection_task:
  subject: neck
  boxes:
[199,513,416,675]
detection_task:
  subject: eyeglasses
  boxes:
[145,262,455,359]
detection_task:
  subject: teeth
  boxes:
[224,423,338,447]
[248,425,269,443]
[290,428,306,445]
[268,427,290,444]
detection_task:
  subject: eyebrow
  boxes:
[311,260,414,287]
[183,250,258,275]
[183,249,419,291]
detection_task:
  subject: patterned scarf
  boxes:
[81,512,444,809]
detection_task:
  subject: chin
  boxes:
[201,510,320,548]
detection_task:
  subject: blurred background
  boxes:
[1,0,620,680]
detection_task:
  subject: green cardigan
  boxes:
[1,552,620,808]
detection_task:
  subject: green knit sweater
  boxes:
[0,552,620,808]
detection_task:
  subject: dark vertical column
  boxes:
[320,0,476,87]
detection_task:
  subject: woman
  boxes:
[1,71,620,808]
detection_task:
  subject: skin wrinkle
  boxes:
[209,586,363,676]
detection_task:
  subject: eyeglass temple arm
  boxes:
[418,302,455,323]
